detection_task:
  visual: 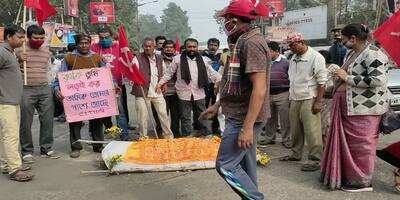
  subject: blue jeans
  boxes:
[216,118,266,200]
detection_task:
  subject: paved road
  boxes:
[0,102,399,200]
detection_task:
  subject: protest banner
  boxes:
[90,2,115,24]
[58,68,118,123]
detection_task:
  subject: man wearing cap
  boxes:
[280,32,328,172]
[200,0,271,199]
[53,34,106,158]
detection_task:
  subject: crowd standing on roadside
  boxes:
[0,1,399,200]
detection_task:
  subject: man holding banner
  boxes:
[54,34,106,158]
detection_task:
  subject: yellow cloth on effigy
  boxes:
[123,138,221,165]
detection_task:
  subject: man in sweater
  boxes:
[16,25,60,164]
[131,38,173,139]
[259,41,291,148]
[156,38,221,137]
[280,32,328,172]
[0,24,34,181]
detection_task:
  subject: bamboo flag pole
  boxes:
[22,5,27,85]
[15,4,23,24]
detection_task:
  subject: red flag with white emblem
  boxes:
[24,0,57,27]
[374,11,400,66]
[118,26,145,86]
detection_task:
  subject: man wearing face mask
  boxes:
[91,27,130,140]
[156,38,221,138]
[199,0,271,199]
[16,25,60,163]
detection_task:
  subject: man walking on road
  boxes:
[0,24,34,181]
[201,1,271,199]
[16,25,60,164]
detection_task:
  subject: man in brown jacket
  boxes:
[131,38,173,138]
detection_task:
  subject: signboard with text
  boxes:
[89,2,115,24]
[58,68,118,123]
[281,5,327,40]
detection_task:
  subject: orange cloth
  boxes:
[124,138,220,165]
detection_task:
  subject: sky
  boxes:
[139,0,231,46]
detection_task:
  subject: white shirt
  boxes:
[159,55,221,101]
[288,47,328,101]
[133,55,163,98]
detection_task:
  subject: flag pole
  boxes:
[15,4,23,24]
[139,86,159,139]
[22,5,27,85]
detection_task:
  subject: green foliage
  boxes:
[160,2,192,41]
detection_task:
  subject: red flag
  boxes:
[175,36,181,54]
[374,11,400,66]
[24,0,40,9]
[118,26,145,86]
[25,0,57,27]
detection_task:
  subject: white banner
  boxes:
[281,5,328,40]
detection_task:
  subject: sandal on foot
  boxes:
[280,156,301,162]
[301,162,320,172]
[9,170,34,182]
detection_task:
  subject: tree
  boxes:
[160,2,192,41]
[139,14,163,42]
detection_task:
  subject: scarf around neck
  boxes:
[180,51,208,88]
[223,28,260,96]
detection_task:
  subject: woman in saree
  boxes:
[320,24,389,192]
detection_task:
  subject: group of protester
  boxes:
[0,0,398,199]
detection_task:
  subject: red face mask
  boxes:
[29,39,45,49]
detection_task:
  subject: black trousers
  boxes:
[205,83,220,135]
[165,94,181,138]
[69,118,104,151]
[152,104,163,138]
[121,85,130,123]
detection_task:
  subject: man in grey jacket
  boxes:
[0,24,34,181]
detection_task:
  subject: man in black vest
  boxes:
[131,38,173,139]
